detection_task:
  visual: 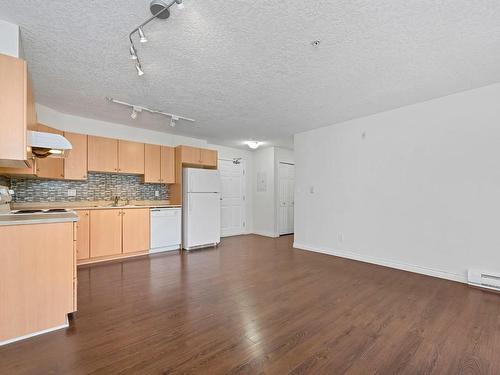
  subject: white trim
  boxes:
[0,316,69,347]
[149,245,180,254]
[293,242,467,284]
[253,230,279,238]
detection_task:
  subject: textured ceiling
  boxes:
[1,1,500,149]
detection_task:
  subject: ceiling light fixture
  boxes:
[129,45,138,60]
[107,97,195,126]
[135,63,144,76]
[138,27,148,43]
[245,141,262,150]
[130,106,142,119]
[128,0,188,76]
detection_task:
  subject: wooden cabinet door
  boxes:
[144,144,161,183]
[90,209,122,258]
[200,148,218,167]
[161,146,175,183]
[88,136,118,173]
[0,54,28,166]
[75,210,90,260]
[180,146,201,165]
[35,124,65,179]
[64,132,88,180]
[122,209,150,253]
[118,140,145,174]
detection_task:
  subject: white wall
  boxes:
[36,104,254,233]
[0,20,20,57]
[294,82,500,283]
[253,147,277,237]
[252,146,294,237]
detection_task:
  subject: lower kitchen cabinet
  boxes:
[90,209,122,258]
[75,210,90,260]
[122,208,150,253]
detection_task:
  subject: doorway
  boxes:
[278,162,295,235]
[219,159,246,237]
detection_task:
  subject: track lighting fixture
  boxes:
[128,0,188,76]
[170,115,179,127]
[138,27,148,43]
[135,63,144,76]
[129,45,138,60]
[130,106,142,119]
[107,97,195,126]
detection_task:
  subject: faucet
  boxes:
[113,196,119,206]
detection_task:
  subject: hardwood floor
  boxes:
[1,234,499,374]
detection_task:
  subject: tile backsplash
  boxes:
[0,176,9,187]
[9,173,168,203]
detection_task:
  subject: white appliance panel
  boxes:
[150,208,182,252]
[186,168,221,193]
[184,193,221,249]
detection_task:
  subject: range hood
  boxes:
[27,131,72,158]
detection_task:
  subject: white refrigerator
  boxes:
[183,168,221,250]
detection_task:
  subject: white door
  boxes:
[184,168,221,193]
[279,163,295,235]
[184,193,221,248]
[219,159,245,237]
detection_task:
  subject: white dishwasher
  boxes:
[150,208,182,253]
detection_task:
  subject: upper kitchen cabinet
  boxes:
[88,136,118,173]
[63,132,88,181]
[161,146,175,183]
[144,144,175,184]
[177,146,218,168]
[0,54,36,168]
[144,144,161,183]
[200,148,218,167]
[35,124,64,179]
[118,140,144,174]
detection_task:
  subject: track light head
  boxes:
[170,115,179,127]
[129,45,138,60]
[131,106,142,119]
[138,27,148,43]
[135,63,144,76]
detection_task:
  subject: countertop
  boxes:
[11,200,182,211]
[0,212,78,226]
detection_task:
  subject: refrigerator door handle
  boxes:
[189,195,192,212]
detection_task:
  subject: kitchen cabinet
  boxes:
[88,136,118,173]
[118,140,144,174]
[90,209,122,258]
[177,146,218,168]
[0,222,75,343]
[200,148,218,167]
[144,144,161,183]
[75,210,90,260]
[35,124,65,179]
[0,54,34,168]
[64,132,88,181]
[122,208,150,253]
[161,146,175,183]
[144,145,175,184]
[179,146,202,165]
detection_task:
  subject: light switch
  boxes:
[155,191,159,197]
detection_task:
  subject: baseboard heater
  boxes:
[468,269,500,292]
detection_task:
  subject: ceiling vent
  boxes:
[468,269,500,292]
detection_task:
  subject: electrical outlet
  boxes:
[67,189,77,197]
[155,191,159,197]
